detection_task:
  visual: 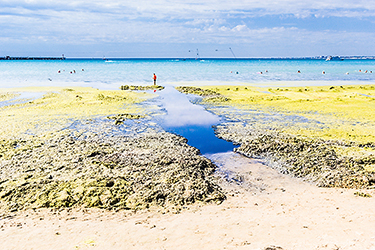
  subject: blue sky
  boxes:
[1,0,375,58]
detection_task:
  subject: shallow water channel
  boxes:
[153,86,235,155]
[0,92,45,108]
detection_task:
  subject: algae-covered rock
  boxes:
[106,113,145,125]
[0,130,225,211]
[175,86,230,102]
[176,86,219,96]
[120,85,164,91]
[216,123,375,189]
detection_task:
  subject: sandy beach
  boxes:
[0,84,374,249]
[3,0,375,247]
[1,152,375,250]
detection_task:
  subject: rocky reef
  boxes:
[178,85,375,189]
[215,123,375,189]
[0,129,225,212]
[106,113,145,125]
[120,85,165,91]
[175,86,230,102]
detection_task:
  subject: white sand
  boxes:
[1,152,374,250]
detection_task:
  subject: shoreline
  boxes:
[177,84,375,189]
[1,152,374,250]
[1,83,374,249]
[2,80,375,91]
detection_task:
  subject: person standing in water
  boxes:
[153,73,157,85]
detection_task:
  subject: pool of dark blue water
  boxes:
[165,125,235,154]
[153,86,236,155]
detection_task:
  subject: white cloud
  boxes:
[1,0,375,56]
[232,25,248,32]
[2,0,375,18]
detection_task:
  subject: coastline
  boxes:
[177,84,375,189]
[1,152,374,250]
[0,82,374,249]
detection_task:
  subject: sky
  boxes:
[1,0,375,58]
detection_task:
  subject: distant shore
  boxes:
[0,56,65,60]
[3,56,375,60]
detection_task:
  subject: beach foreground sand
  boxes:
[1,152,374,250]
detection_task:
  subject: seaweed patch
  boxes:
[0,130,225,212]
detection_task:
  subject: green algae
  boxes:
[0,93,18,102]
[0,87,153,139]
[184,84,375,146]
[179,84,375,189]
[354,191,372,198]
[120,85,165,91]
[176,86,230,102]
[0,130,225,212]
[216,123,375,188]
[106,113,145,125]
[176,86,220,97]
[0,86,227,213]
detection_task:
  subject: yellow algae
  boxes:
[194,84,375,145]
[0,87,154,139]
[0,92,18,102]
[202,85,375,121]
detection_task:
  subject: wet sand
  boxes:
[1,152,375,250]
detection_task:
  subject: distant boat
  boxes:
[326,56,344,61]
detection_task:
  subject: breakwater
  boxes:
[0,56,65,60]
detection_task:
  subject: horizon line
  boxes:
[2,56,375,60]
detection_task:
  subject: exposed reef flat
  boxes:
[120,85,165,91]
[0,129,224,212]
[175,86,229,102]
[1,84,375,249]
[216,123,375,188]
[0,86,224,213]
[0,86,153,139]
[177,84,375,188]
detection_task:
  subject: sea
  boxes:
[1,58,375,154]
[1,58,375,89]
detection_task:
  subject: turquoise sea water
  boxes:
[2,58,374,154]
[1,59,375,89]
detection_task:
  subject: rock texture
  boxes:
[0,130,225,212]
[215,123,375,188]
[120,85,164,91]
[175,86,230,102]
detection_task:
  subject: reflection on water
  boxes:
[158,86,219,127]
[155,86,235,154]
